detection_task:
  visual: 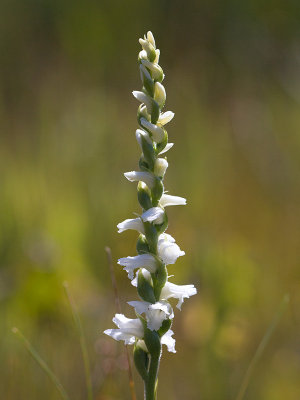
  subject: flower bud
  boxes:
[154,82,166,108]
[136,129,155,170]
[136,234,150,255]
[133,343,149,381]
[138,38,156,62]
[154,158,168,178]
[140,118,165,143]
[144,329,161,357]
[137,269,156,303]
[140,64,154,97]
[137,181,152,210]
[147,31,155,47]
[141,59,164,82]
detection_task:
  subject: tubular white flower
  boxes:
[128,300,174,331]
[154,82,166,108]
[140,118,164,143]
[158,233,185,265]
[154,158,168,178]
[132,91,152,114]
[158,143,174,155]
[117,217,144,234]
[141,207,164,224]
[158,111,175,125]
[118,254,158,280]
[104,313,144,345]
[161,329,176,353]
[124,171,155,188]
[160,281,197,310]
[159,194,187,207]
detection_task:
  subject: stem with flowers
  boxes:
[104,31,196,400]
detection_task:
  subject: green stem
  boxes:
[145,352,160,400]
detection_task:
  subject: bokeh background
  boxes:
[1,1,300,399]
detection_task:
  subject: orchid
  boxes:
[104,31,196,400]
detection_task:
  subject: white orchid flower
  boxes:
[124,171,155,189]
[104,314,144,345]
[118,254,158,280]
[160,281,197,310]
[158,233,185,265]
[117,217,144,234]
[128,300,174,331]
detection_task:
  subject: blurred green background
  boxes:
[1,0,300,399]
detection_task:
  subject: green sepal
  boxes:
[137,182,152,210]
[139,156,150,172]
[137,104,150,125]
[139,134,155,171]
[155,212,168,235]
[143,77,154,97]
[136,234,150,255]
[151,100,160,125]
[137,269,156,304]
[144,328,161,358]
[155,129,168,155]
[151,179,164,206]
[153,265,167,300]
[143,222,158,254]
[147,46,157,63]
[157,318,172,337]
[133,344,149,382]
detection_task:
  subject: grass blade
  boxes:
[236,293,290,400]
[105,246,137,400]
[12,327,70,400]
[63,282,93,400]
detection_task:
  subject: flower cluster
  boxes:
[104,31,196,399]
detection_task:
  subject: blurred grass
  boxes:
[1,0,300,399]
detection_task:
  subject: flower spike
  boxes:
[104,31,196,399]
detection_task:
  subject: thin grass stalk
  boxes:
[105,246,137,400]
[236,293,290,400]
[63,282,93,400]
[12,327,71,400]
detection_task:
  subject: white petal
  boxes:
[154,158,168,178]
[139,50,148,60]
[158,143,174,155]
[159,194,186,207]
[118,254,157,279]
[140,118,164,143]
[158,233,185,265]
[141,207,164,224]
[124,171,155,189]
[160,281,197,310]
[154,49,160,64]
[161,329,176,353]
[128,300,150,315]
[132,91,152,114]
[104,314,144,345]
[158,111,175,125]
[154,82,166,107]
[117,217,144,234]
[147,31,155,47]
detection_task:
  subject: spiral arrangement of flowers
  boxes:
[104,31,196,400]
